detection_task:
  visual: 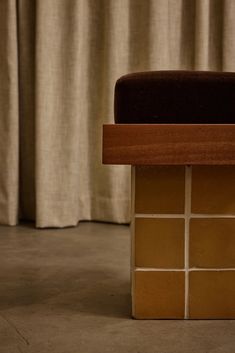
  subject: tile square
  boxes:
[191,166,235,214]
[189,271,235,319]
[134,270,185,319]
[135,218,185,268]
[135,166,185,214]
[190,218,235,268]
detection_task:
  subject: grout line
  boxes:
[134,268,235,272]
[135,214,185,218]
[184,166,192,319]
[189,268,235,271]
[191,214,235,218]
[135,213,235,219]
[135,268,185,272]
[131,166,136,317]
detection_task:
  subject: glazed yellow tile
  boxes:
[189,271,235,319]
[191,166,235,214]
[135,218,185,268]
[134,270,185,319]
[135,166,185,214]
[190,218,235,268]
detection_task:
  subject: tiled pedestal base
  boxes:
[132,166,235,319]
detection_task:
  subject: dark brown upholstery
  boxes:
[114,71,235,124]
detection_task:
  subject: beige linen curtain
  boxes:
[1,0,235,228]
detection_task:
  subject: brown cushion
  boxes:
[114,70,235,124]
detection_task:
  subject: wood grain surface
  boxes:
[103,124,235,165]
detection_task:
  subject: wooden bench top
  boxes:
[103,124,235,165]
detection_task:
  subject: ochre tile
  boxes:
[189,271,235,319]
[135,166,185,214]
[190,219,235,268]
[191,166,235,214]
[134,270,185,319]
[135,218,185,268]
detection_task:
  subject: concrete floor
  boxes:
[0,222,234,353]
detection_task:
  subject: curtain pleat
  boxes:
[1,0,235,228]
[18,0,36,221]
[0,0,19,225]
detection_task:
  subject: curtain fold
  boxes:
[1,0,235,228]
[0,0,19,225]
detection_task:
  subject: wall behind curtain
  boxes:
[1,0,235,228]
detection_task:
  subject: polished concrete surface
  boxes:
[0,222,234,353]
